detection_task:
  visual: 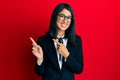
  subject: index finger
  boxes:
[30,37,37,46]
[52,39,61,46]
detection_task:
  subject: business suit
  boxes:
[35,34,84,80]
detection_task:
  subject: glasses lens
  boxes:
[58,14,64,21]
[58,14,71,22]
[67,16,71,22]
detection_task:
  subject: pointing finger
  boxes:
[53,39,61,46]
[30,37,37,46]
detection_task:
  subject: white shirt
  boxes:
[53,37,68,69]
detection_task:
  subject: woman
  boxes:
[30,3,84,80]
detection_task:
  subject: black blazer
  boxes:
[35,34,84,80]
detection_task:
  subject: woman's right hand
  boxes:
[30,37,43,64]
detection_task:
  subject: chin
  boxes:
[60,27,68,31]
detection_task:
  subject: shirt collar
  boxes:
[57,35,65,38]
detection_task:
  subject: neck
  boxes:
[57,30,65,38]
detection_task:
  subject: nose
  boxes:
[63,17,68,23]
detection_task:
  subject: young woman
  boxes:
[30,3,84,80]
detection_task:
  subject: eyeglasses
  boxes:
[57,14,72,22]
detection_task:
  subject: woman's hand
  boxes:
[53,39,69,59]
[30,37,43,64]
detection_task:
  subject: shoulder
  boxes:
[38,35,47,41]
[74,34,82,46]
[37,34,51,45]
[75,34,82,41]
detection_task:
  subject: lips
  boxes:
[61,23,67,28]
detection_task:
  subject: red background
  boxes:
[0,0,120,80]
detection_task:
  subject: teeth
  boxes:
[62,24,66,27]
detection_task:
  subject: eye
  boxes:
[67,16,71,19]
[59,14,65,18]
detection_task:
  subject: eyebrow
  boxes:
[58,13,71,17]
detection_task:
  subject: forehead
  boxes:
[59,8,71,16]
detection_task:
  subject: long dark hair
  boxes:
[48,3,76,45]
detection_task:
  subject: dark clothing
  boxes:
[35,34,84,80]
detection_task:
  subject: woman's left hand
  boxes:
[53,39,69,59]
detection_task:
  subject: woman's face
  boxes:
[56,8,72,32]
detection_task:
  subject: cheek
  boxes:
[67,23,71,27]
[56,21,60,27]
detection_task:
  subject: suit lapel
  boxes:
[66,41,74,56]
[44,38,61,71]
[61,40,74,73]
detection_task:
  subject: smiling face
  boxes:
[56,8,72,34]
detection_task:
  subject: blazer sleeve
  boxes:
[63,36,84,74]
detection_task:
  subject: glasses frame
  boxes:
[57,14,72,22]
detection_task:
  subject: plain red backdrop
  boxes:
[0,0,120,80]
